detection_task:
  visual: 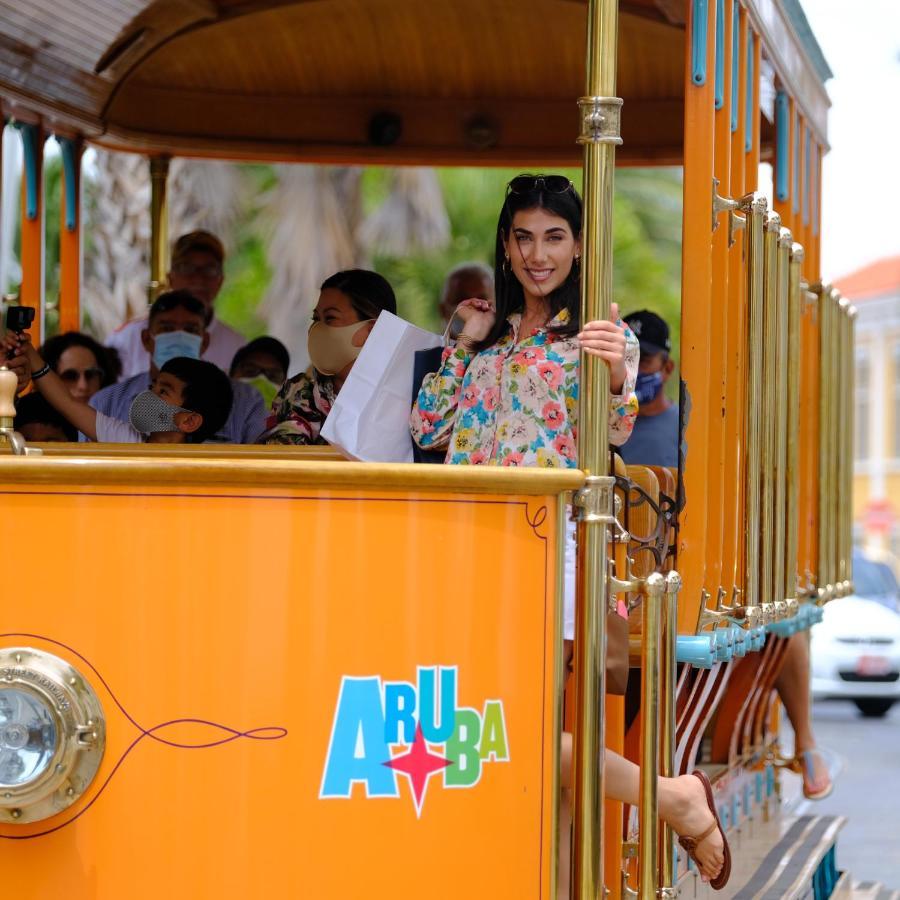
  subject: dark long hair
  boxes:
[39,331,122,387]
[479,180,583,350]
[320,269,397,321]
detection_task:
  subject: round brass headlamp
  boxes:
[0,647,105,824]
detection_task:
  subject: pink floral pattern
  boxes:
[410,309,639,467]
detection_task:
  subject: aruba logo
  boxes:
[320,665,509,816]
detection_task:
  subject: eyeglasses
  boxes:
[172,262,223,279]
[506,174,574,195]
[59,367,104,383]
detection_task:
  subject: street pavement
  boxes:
[802,699,900,889]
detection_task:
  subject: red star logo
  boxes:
[383,724,452,816]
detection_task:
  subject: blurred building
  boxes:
[841,256,900,551]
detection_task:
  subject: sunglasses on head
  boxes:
[506,174,574,196]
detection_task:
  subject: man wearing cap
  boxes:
[619,309,679,468]
[106,231,247,379]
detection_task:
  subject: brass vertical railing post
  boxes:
[657,571,682,895]
[785,245,804,603]
[761,212,782,609]
[572,0,622,895]
[149,155,171,303]
[774,228,792,603]
[816,285,829,601]
[742,194,767,613]
[847,304,857,594]
[638,572,666,900]
[837,296,851,595]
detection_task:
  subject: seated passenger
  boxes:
[39,332,121,403]
[14,393,77,442]
[618,310,678,467]
[91,291,265,443]
[260,269,396,444]
[438,261,494,331]
[4,331,232,444]
[230,336,290,408]
[106,231,246,377]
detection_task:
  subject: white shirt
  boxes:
[95,411,142,443]
[106,315,247,378]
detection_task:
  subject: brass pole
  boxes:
[572,0,622,894]
[773,228,792,603]
[817,286,832,601]
[847,305,857,593]
[761,212,782,607]
[149,155,171,303]
[829,291,840,596]
[742,195,767,611]
[657,571,682,892]
[638,572,666,900]
[837,297,851,594]
[785,245,804,603]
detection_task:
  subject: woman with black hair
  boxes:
[411,174,638,466]
[39,332,122,403]
[260,269,396,444]
[411,175,729,890]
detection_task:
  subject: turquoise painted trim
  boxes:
[57,137,79,232]
[804,129,811,225]
[714,0,725,109]
[675,635,716,669]
[782,0,833,83]
[15,123,40,221]
[745,31,754,152]
[775,91,790,201]
[793,114,801,213]
[691,0,709,86]
[730,1,739,132]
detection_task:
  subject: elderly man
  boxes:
[438,262,494,330]
[107,230,246,378]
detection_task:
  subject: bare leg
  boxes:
[775,632,830,793]
[559,734,724,883]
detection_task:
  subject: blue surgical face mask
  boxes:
[152,330,203,369]
[635,371,664,405]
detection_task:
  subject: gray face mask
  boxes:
[129,390,189,435]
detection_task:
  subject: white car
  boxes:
[811,552,900,717]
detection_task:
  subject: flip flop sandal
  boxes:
[677,770,732,891]
[791,749,833,801]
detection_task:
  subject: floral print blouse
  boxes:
[259,368,336,444]
[410,309,639,467]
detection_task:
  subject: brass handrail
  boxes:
[773,227,792,604]
[785,245,804,603]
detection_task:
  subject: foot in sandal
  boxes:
[793,747,833,800]
[660,771,731,889]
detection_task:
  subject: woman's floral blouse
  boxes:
[410,309,639,467]
[259,368,335,444]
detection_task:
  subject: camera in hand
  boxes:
[5,305,35,334]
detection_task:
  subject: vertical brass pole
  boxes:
[773,228,792,603]
[638,573,666,900]
[573,0,622,895]
[785,245,804,602]
[847,305,857,593]
[817,286,832,601]
[742,194,767,611]
[657,571,682,892]
[837,297,851,594]
[761,212,782,608]
[149,155,171,303]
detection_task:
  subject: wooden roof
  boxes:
[0,0,827,164]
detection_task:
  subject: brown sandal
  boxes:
[676,770,732,890]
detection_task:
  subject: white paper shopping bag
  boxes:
[320,312,443,462]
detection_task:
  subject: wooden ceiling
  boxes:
[0,0,820,165]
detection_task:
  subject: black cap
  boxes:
[624,310,671,356]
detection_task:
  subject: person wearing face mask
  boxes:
[260,269,397,445]
[89,291,265,443]
[229,337,289,409]
[618,310,679,469]
[3,330,233,445]
[106,231,247,379]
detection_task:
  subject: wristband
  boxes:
[31,363,51,381]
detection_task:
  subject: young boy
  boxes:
[4,332,233,444]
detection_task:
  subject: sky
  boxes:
[801,0,900,281]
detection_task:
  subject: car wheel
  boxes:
[853,698,894,718]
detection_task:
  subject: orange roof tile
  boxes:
[833,256,900,301]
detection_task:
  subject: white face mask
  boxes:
[307,320,373,376]
[128,390,188,435]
